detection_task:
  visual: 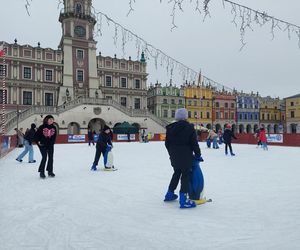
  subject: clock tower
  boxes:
[58,0,100,104]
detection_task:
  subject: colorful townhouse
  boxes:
[212,90,236,132]
[259,96,281,133]
[236,91,260,133]
[184,82,213,129]
[285,93,300,133]
[147,82,185,123]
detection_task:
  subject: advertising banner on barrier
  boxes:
[117,134,136,141]
[68,135,86,143]
[267,134,283,143]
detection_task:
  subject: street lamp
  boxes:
[95,90,98,98]
[66,88,70,97]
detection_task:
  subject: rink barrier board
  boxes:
[1,133,299,159]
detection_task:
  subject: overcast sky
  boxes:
[1,0,299,98]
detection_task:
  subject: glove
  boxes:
[195,155,204,162]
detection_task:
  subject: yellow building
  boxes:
[184,82,213,129]
[285,94,300,133]
[259,96,281,133]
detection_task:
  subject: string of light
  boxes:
[151,0,300,50]
[94,9,232,92]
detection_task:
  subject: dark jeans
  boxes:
[93,145,105,166]
[88,139,95,146]
[38,145,54,174]
[225,143,233,154]
[168,166,191,194]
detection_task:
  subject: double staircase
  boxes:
[4,98,168,133]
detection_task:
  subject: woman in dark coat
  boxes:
[34,115,57,178]
[90,125,113,171]
[164,108,201,208]
[223,124,237,156]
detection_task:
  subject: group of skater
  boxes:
[13,107,269,209]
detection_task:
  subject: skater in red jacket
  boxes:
[258,128,268,150]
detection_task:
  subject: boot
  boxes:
[179,192,196,209]
[164,191,178,202]
[230,152,235,156]
[48,172,55,177]
[91,164,97,171]
[40,172,46,179]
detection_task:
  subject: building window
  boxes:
[105,61,112,67]
[291,111,295,118]
[45,69,53,81]
[77,49,84,59]
[24,50,32,58]
[171,99,175,105]
[194,112,197,118]
[291,102,294,106]
[216,112,219,119]
[163,99,168,104]
[46,53,53,60]
[231,103,234,108]
[134,98,141,109]
[225,103,228,108]
[267,114,270,120]
[179,99,183,105]
[23,67,32,79]
[207,102,210,107]
[188,111,191,118]
[134,79,140,89]
[121,62,126,69]
[239,114,242,120]
[216,102,219,108]
[206,112,210,119]
[225,112,228,119]
[105,76,112,87]
[120,97,127,107]
[134,64,140,71]
[120,77,127,88]
[75,3,82,14]
[194,101,197,106]
[250,114,253,120]
[171,110,175,118]
[255,114,258,120]
[23,91,32,105]
[244,114,247,120]
[45,93,54,106]
[188,100,192,106]
[0,90,7,104]
[239,104,242,108]
[244,104,248,109]
[77,70,84,82]
[262,114,265,120]
[230,112,234,119]
[0,64,7,77]
[163,110,168,118]
[106,95,112,100]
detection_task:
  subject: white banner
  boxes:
[117,134,136,141]
[267,134,283,143]
[68,135,86,142]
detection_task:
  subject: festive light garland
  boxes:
[149,0,300,50]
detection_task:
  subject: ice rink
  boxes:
[1,142,300,250]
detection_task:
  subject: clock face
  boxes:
[74,25,86,37]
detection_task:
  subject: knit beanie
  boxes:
[175,108,188,121]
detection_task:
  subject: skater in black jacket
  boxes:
[223,124,237,156]
[34,115,57,178]
[164,108,202,208]
[90,125,113,171]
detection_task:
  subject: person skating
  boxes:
[87,129,95,146]
[164,108,201,209]
[16,123,37,163]
[258,127,268,150]
[34,115,57,179]
[90,125,113,171]
[223,124,237,156]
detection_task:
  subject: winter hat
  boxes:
[175,108,188,121]
[31,123,36,129]
[102,125,111,132]
[226,124,231,129]
[43,115,54,124]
